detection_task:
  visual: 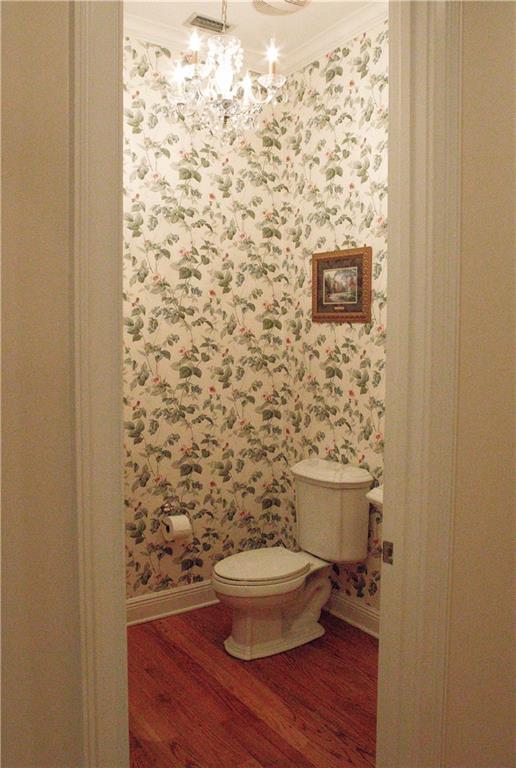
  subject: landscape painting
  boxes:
[323,266,359,305]
[312,247,372,323]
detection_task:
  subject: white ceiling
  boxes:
[124,0,388,73]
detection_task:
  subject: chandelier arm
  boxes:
[247,90,276,106]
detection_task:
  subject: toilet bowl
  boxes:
[212,547,331,660]
[212,459,373,660]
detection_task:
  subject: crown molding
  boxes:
[124,13,188,51]
[283,2,388,74]
[123,12,266,71]
[124,2,388,76]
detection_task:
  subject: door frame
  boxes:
[377,2,462,766]
[73,2,129,766]
[73,2,463,766]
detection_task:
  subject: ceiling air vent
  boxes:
[185,13,233,34]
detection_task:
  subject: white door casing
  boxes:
[377,2,462,766]
[74,2,129,766]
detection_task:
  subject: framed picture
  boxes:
[312,247,372,323]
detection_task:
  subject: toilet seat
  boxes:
[214,547,310,583]
[212,547,327,598]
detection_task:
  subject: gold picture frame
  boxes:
[312,247,372,324]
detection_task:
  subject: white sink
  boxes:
[366,485,383,510]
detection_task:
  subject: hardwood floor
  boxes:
[128,604,378,768]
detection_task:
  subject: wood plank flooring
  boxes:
[128,604,378,768]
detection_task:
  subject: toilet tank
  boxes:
[291,458,373,562]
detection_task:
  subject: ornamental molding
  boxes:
[124,2,388,76]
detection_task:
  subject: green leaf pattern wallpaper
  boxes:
[123,19,388,609]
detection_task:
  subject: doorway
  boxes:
[123,3,386,763]
[73,2,464,766]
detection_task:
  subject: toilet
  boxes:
[212,458,372,660]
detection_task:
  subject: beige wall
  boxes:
[1,3,84,766]
[1,2,514,766]
[445,3,515,766]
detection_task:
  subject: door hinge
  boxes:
[382,540,394,565]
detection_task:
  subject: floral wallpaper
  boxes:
[123,19,388,611]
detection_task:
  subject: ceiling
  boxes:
[124,1,388,73]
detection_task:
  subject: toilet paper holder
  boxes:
[159,504,193,541]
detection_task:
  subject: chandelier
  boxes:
[168,0,286,136]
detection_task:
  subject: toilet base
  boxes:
[218,567,332,661]
[224,621,325,661]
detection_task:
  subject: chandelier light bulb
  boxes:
[189,30,202,52]
[188,30,202,64]
[266,40,279,75]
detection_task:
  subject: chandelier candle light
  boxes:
[168,0,286,135]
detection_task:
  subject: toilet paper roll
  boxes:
[161,514,192,541]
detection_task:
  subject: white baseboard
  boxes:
[127,580,219,626]
[325,591,380,639]
[127,580,380,639]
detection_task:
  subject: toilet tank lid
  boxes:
[291,458,372,489]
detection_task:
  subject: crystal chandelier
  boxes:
[168,0,286,136]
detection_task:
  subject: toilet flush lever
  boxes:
[382,540,394,565]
